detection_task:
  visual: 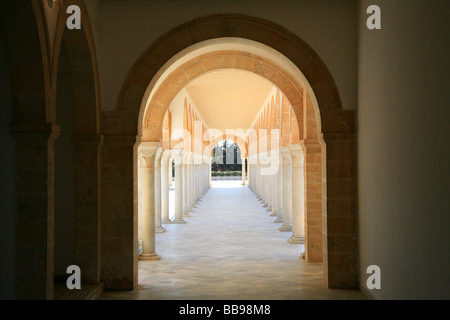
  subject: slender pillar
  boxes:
[289,144,305,244]
[257,162,263,201]
[172,149,186,224]
[169,157,173,186]
[280,147,292,232]
[274,154,284,223]
[139,155,160,260]
[187,153,194,211]
[209,157,212,187]
[161,150,171,224]
[248,160,251,189]
[154,148,165,233]
[241,157,246,185]
[191,154,197,208]
[182,153,190,217]
[270,152,278,217]
[265,153,272,211]
[262,171,268,207]
[187,154,192,212]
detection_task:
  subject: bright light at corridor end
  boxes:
[171,123,283,176]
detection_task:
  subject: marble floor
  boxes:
[98,180,366,300]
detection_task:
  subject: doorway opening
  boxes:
[103,14,357,291]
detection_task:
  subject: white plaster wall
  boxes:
[170,88,208,139]
[95,0,358,112]
[358,0,450,299]
[169,89,186,141]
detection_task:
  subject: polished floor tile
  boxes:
[98,180,365,300]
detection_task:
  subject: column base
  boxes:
[139,253,161,261]
[155,227,166,233]
[288,236,305,244]
[279,224,292,232]
[265,206,272,212]
[161,219,172,224]
[183,212,191,217]
[273,217,283,223]
[269,210,277,216]
[172,218,186,224]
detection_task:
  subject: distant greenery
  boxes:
[211,171,242,177]
[211,140,246,173]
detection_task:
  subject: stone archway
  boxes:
[52,1,102,287]
[102,14,357,290]
[1,0,101,299]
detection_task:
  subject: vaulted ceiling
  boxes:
[185,69,274,132]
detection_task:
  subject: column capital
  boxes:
[161,149,172,167]
[138,142,159,168]
[153,147,164,168]
[287,144,304,167]
[172,148,184,165]
[280,146,292,166]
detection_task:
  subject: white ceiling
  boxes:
[185,69,274,132]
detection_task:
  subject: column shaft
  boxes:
[173,163,186,224]
[154,164,165,233]
[289,162,305,243]
[280,162,292,232]
[140,164,160,260]
[161,158,171,224]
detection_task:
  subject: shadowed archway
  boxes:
[101,14,357,290]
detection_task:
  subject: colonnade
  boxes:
[248,145,305,245]
[139,146,211,260]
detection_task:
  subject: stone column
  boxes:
[182,152,190,217]
[186,152,192,212]
[262,171,268,207]
[241,157,246,185]
[172,149,186,224]
[189,153,196,211]
[289,144,305,244]
[154,148,165,233]
[169,157,173,186]
[73,134,102,285]
[209,157,212,187]
[248,159,251,189]
[11,123,60,299]
[192,154,198,207]
[139,151,160,260]
[280,147,292,232]
[270,151,278,217]
[264,153,272,211]
[274,153,284,223]
[161,150,171,224]
[257,161,263,201]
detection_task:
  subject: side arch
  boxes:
[1,0,101,298]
